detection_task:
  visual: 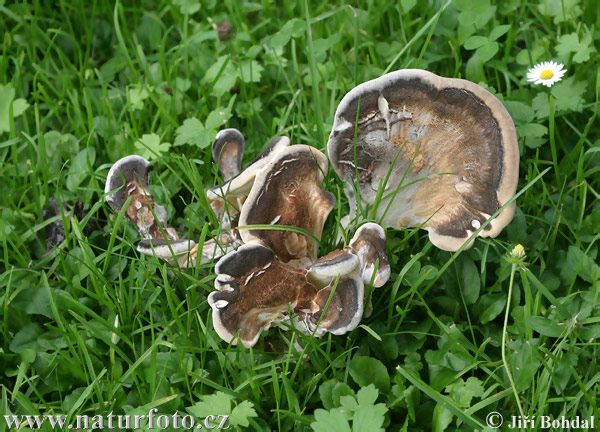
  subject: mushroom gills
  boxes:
[327,69,519,251]
[208,243,318,348]
[212,128,245,182]
[238,145,336,267]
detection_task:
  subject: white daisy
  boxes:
[526,61,566,87]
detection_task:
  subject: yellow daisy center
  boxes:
[540,69,554,80]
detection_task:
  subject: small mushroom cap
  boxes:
[137,238,195,258]
[308,272,364,336]
[306,249,360,288]
[348,223,390,288]
[104,155,151,212]
[238,145,336,266]
[212,128,245,182]
[105,155,175,240]
[206,136,291,218]
[328,69,519,251]
[208,243,317,348]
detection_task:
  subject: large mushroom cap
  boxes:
[328,69,519,251]
[238,145,336,266]
[211,128,245,182]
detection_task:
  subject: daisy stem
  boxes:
[548,93,558,176]
[502,261,526,419]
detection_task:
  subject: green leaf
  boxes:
[173,0,200,14]
[9,323,44,353]
[21,348,37,364]
[475,41,499,61]
[312,33,342,62]
[525,316,565,338]
[560,245,600,284]
[454,0,490,13]
[531,93,550,119]
[174,118,215,148]
[229,400,257,427]
[237,60,264,83]
[355,385,379,407]
[66,148,96,192]
[463,36,488,50]
[465,54,484,83]
[0,83,29,133]
[488,24,510,41]
[446,377,484,407]
[204,108,232,130]
[352,403,387,432]
[331,382,354,407]
[186,392,231,417]
[556,32,593,63]
[539,0,582,24]
[349,356,390,393]
[270,18,305,47]
[203,56,237,96]
[515,45,545,66]
[432,403,453,432]
[134,133,171,160]
[127,84,150,110]
[311,408,351,432]
[503,101,535,124]
[25,288,55,319]
[517,123,548,139]
[318,380,337,410]
[508,339,542,392]
[400,0,417,12]
[551,77,586,113]
[461,257,480,305]
[474,293,506,324]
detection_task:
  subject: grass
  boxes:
[1,0,600,431]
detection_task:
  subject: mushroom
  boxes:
[327,69,519,251]
[104,155,178,241]
[207,135,291,224]
[347,222,390,288]
[305,272,364,337]
[208,243,318,347]
[211,128,245,182]
[209,241,367,347]
[238,145,336,267]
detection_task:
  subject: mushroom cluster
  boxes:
[104,69,519,348]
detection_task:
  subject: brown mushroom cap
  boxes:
[327,69,519,251]
[211,128,245,182]
[307,272,364,336]
[347,222,390,288]
[208,243,317,347]
[306,249,360,288]
[238,145,336,267]
[105,155,151,212]
[104,155,177,241]
[137,238,195,260]
[206,136,291,221]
